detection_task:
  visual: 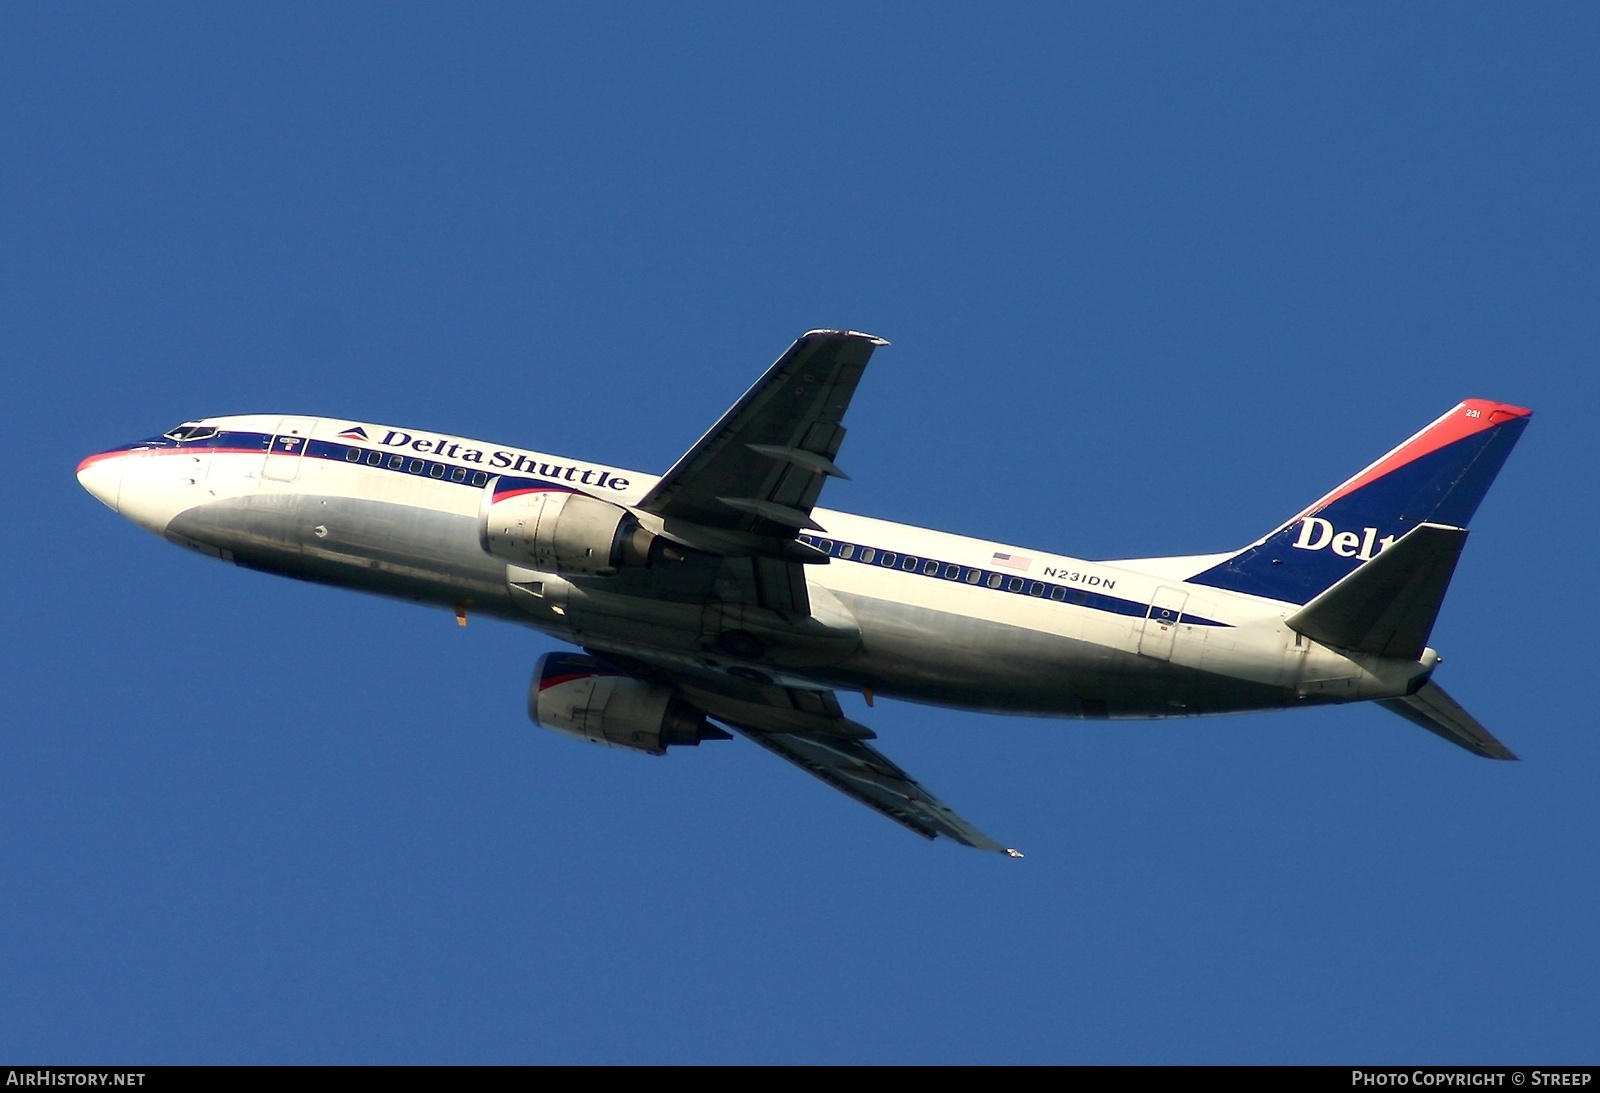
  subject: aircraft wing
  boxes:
[638,329,883,549]
[568,332,884,623]
[583,334,1008,851]
[727,721,1016,854]
[589,648,1018,855]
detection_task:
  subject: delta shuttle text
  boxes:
[365,429,633,491]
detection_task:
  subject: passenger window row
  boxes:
[338,444,489,486]
[799,534,1095,607]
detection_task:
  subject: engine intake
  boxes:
[480,478,656,576]
[530,652,730,755]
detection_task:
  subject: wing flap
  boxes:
[676,680,877,741]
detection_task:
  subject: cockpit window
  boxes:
[163,423,218,443]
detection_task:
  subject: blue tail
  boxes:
[1190,400,1531,605]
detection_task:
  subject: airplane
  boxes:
[75,330,1531,855]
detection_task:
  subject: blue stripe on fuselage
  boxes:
[797,535,1230,628]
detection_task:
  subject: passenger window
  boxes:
[1028,582,1044,596]
[1007,577,1023,592]
[343,447,359,462]
[923,560,939,576]
[839,544,855,560]
[471,471,489,486]
[451,467,467,483]
[881,552,897,567]
[943,564,960,579]
[900,556,918,571]
[819,540,834,554]
[365,451,382,466]
[860,548,875,563]
[965,569,981,584]
[428,463,445,478]
[986,573,1003,588]
[1069,589,1088,605]
[1050,586,1066,601]
[386,454,404,469]
[408,459,424,474]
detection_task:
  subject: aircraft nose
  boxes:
[76,453,123,512]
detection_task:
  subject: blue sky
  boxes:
[4,4,1597,1063]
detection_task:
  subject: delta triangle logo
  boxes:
[337,425,370,441]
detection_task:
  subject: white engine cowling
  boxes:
[530,652,729,755]
[480,477,656,576]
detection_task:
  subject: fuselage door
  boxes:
[263,417,319,482]
[1138,586,1190,661]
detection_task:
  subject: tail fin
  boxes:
[1190,400,1530,604]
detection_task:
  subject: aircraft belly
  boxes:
[165,495,519,615]
[831,591,1293,718]
[162,492,1306,720]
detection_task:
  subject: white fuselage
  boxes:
[77,414,1432,721]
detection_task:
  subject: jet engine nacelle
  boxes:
[529,652,731,755]
[479,477,655,576]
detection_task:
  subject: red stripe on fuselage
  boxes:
[493,485,575,503]
[538,670,620,691]
[76,450,122,474]
[75,446,267,474]
[78,444,268,470]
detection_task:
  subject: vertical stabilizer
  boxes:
[1190,401,1530,605]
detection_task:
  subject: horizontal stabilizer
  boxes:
[1287,523,1466,660]
[1378,680,1517,760]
